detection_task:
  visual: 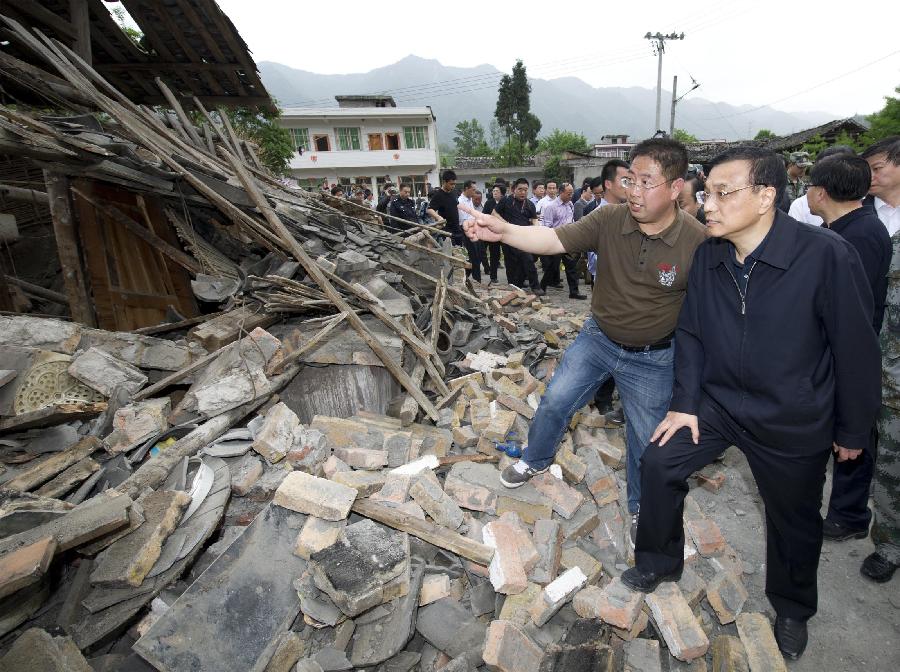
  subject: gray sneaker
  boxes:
[500,460,549,489]
[629,512,640,549]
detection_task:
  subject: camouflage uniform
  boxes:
[875,230,900,564]
[785,151,813,203]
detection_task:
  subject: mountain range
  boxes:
[259,56,837,146]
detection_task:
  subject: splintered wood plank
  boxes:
[0,403,107,435]
[134,504,307,672]
[352,498,493,565]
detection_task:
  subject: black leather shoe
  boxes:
[822,518,868,541]
[531,287,546,297]
[861,551,898,583]
[774,616,808,660]
[620,565,682,593]
[569,292,587,299]
[605,407,625,426]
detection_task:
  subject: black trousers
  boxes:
[503,245,538,289]
[826,427,878,529]
[456,235,481,282]
[636,396,830,620]
[482,241,501,281]
[540,253,580,294]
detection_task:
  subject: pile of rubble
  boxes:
[0,16,793,672]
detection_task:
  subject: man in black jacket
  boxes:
[807,154,891,543]
[387,183,419,231]
[622,147,881,661]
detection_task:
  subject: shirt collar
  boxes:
[620,206,685,248]
[828,206,869,235]
[708,209,796,270]
[875,196,897,211]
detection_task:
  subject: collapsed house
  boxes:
[0,13,793,672]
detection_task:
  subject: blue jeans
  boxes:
[524,317,675,513]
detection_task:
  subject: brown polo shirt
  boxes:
[555,203,707,347]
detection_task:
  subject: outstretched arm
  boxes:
[459,204,565,256]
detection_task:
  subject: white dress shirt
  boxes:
[874,197,900,237]
[788,194,823,227]
[458,194,474,223]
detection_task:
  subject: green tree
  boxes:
[800,130,866,159]
[439,142,457,168]
[673,128,698,143]
[538,129,590,181]
[864,85,900,143]
[453,119,487,155]
[754,129,778,141]
[494,60,542,165]
[488,119,503,150]
[217,106,293,175]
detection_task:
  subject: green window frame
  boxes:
[403,126,429,149]
[336,127,361,151]
[288,128,309,152]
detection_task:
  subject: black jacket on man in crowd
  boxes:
[670,209,881,454]
[387,196,419,231]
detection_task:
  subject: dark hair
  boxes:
[600,159,630,188]
[589,176,604,190]
[629,138,688,182]
[685,175,705,196]
[559,182,573,192]
[514,177,530,188]
[809,155,872,202]
[494,178,508,186]
[441,169,457,183]
[330,185,343,196]
[862,136,900,164]
[582,177,592,187]
[364,188,372,198]
[463,180,477,190]
[546,180,558,187]
[816,145,856,162]
[532,180,545,189]
[399,182,413,191]
[707,146,787,204]
[493,184,507,196]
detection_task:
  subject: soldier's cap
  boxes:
[788,151,813,167]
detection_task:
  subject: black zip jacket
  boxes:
[670,210,881,453]
[387,196,418,230]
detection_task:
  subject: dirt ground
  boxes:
[497,274,900,671]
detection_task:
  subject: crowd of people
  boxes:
[455,135,900,663]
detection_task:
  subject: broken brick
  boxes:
[496,393,535,420]
[322,454,350,479]
[409,471,464,530]
[624,638,661,672]
[273,471,357,521]
[711,634,749,672]
[483,519,529,595]
[230,454,264,496]
[735,613,787,672]
[444,461,499,514]
[330,470,386,496]
[529,566,587,626]
[706,571,748,624]
[498,582,542,625]
[528,519,562,585]
[686,518,727,557]
[582,576,644,629]
[332,447,388,470]
[252,402,299,464]
[531,472,584,519]
[559,546,603,584]
[482,620,544,672]
[644,582,709,661]
[554,445,586,484]
[419,574,451,606]
[469,398,492,433]
[452,424,478,448]
[294,517,346,560]
[0,536,56,599]
[498,512,540,573]
[482,409,516,442]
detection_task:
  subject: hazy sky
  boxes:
[154,2,900,117]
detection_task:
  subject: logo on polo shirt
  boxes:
[658,263,678,287]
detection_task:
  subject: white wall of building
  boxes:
[279,107,440,196]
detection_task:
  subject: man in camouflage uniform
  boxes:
[864,137,900,583]
[785,150,813,203]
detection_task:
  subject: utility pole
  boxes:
[669,74,700,137]
[644,31,684,134]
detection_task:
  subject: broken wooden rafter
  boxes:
[221,148,440,421]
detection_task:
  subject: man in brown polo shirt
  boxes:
[461,138,707,544]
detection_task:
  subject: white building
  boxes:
[279,95,440,197]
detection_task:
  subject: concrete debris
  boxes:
[0,19,840,670]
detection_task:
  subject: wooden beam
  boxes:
[4,276,68,305]
[133,310,226,336]
[12,0,77,38]
[386,259,484,305]
[70,187,203,275]
[43,171,96,327]
[95,62,247,73]
[68,0,91,65]
[0,403,106,435]
[222,149,440,422]
[216,108,247,161]
[271,312,346,374]
[0,183,49,205]
[351,498,494,566]
[155,77,204,148]
[133,343,227,402]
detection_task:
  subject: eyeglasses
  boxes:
[696,184,761,205]
[620,177,671,192]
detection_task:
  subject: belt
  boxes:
[612,338,673,352]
